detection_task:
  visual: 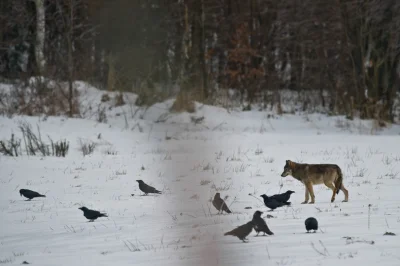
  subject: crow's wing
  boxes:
[212,198,221,210]
[221,201,232,213]
[254,217,273,235]
[144,183,161,193]
[270,193,287,202]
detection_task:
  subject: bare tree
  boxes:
[33,0,45,74]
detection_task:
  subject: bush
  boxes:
[18,121,69,157]
[78,139,96,156]
[0,134,21,156]
[19,122,50,156]
[50,139,69,157]
[0,78,80,117]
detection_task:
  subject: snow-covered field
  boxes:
[1,83,400,265]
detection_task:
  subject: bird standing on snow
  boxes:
[212,192,232,214]
[305,217,318,233]
[252,211,274,236]
[78,207,108,222]
[136,180,162,195]
[224,221,254,243]
[260,194,290,211]
[269,190,295,204]
[19,189,46,201]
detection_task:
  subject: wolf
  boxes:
[280,160,349,204]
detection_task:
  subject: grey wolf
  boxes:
[281,160,349,204]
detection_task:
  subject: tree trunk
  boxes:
[199,0,208,99]
[68,0,74,117]
[34,0,46,74]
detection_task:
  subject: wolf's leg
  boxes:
[340,184,349,202]
[324,182,336,202]
[305,182,315,204]
[301,186,309,204]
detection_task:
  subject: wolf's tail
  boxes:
[334,167,343,195]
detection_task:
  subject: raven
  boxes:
[79,207,108,222]
[269,190,295,204]
[260,194,290,211]
[19,189,46,201]
[252,211,274,236]
[212,192,232,214]
[305,217,318,233]
[224,221,254,243]
[136,180,162,195]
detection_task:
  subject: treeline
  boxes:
[1,0,399,121]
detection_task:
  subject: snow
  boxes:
[1,83,400,265]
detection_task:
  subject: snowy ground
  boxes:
[1,83,400,265]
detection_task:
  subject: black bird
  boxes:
[136,180,162,195]
[269,190,295,204]
[19,189,46,201]
[260,194,290,211]
[212,192,232,214]
[305,217,318,233]
[224,221,254,243]
[252,211,274,236]
[78,207,108,222]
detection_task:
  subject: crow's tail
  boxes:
[265,227,274,235]
[39,194,46,197]
[224,231,232,236]
[100,213,108,217]
[222,202,232,213]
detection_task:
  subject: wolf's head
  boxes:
[281,160,295,177]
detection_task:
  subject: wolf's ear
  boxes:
[286,160,290,163]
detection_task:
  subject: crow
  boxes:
[260,194,290,211]
[305,217,318,233]
[212,192,232,214]
[136,180,162,195]
[78,207,108,222]
[19,189,46,201]
[224,221,254,243]
[252,211,274,236]
[269,190,295,204]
